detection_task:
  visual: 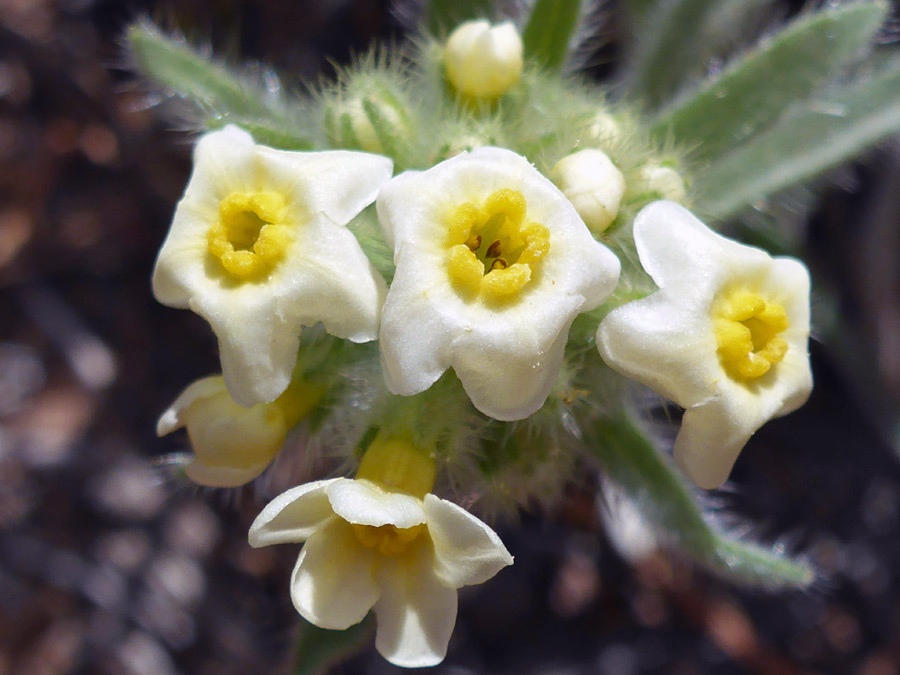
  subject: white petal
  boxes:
[248,479,341,547]
[423,494,513,588]
[278,215,387,343]
[451,311,576,421]
[373,542,458,668]
[187,282,297,406]
[326,479,427,528]
[156,375,224,436]
[597,293,721,408]
[290,521,379,630]
[255,146,393,226]
[633,200,770,301]
[378,246,467,396]
[675,398,760,490]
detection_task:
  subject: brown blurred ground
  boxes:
[2,1,900,674]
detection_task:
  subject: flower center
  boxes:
[445,188,550,302]
[713,288,790,380]
[207,191,292,280]
[351,523,426,556]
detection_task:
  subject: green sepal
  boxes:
[292,614,375,675]
[522,0,581,71]
[694,54,900,219]
[588,415,815,588]
[426,0,495,34]
[653,1,888,162]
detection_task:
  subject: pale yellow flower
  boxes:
[249,437,512,667]
[376,147,621,421]
[152,125,392,406]
[597,201,812,489]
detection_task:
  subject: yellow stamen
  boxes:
[713,288,790,381]
[207,191,292,281]
[445,188,550,303]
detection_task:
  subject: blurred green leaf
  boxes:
[127,22,313,149]
[522,0,581,71]
[695,56,900,219]
[653,1,888,162]
[128,22,269,116]
[293,614,375,675]
[426,0,494,34]
[623,0,724,106]
[589,415,815,588]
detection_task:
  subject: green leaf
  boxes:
[522,0,581,71]
[589,415,815,588]
[293,615,375,675]
[623,0,725,106]
[426,0,495,34]
[653,1,888,162]
[695,55,900,219]
[128,22,269,117]
[127,22,314,150]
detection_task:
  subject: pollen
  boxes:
[445,188,550,302]
[713,288,790,381]
[207,191,292,280]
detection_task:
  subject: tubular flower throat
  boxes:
[446,188,550,302]
[713,287,789,381]
[206,191,292,281]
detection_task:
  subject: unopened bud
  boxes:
[325,84,410,155]
[635,164,686,203]
[444,20,523,100]
[157,375,287,487]
[552,149,625,233]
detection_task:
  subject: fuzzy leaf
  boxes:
[653,1,888,162]
[623,0,724,106]
[293,615,375,675]
[426,0,495,34]
[522,0,582,71]
[695,56,900,218]
[589,415,815,588]
[127,22,314,149]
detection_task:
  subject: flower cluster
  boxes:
[148,17,814,669]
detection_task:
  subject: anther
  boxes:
[465,234,482,251]
[486,240,503,258]
[489,258,508,271]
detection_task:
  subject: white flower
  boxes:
[376,147,621,421]
[597,201,813,489]
[157,374,322,487]
[152,125,392,406]
[443,20,523,100]
[248,478,513,667]
[551,149,625,233]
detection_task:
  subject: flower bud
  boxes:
[157,375,288,487]
[444,20,523,100]
[634,164,686,203]
[551,149,625,233]
[324,84,411,155]
[586,112,621,145]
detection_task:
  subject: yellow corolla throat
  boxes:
[207,191,292,280]
[351,522,427,556]
[713,287,789,381]
[445,188,550,302]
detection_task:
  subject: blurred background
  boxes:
[2,1,900,673]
